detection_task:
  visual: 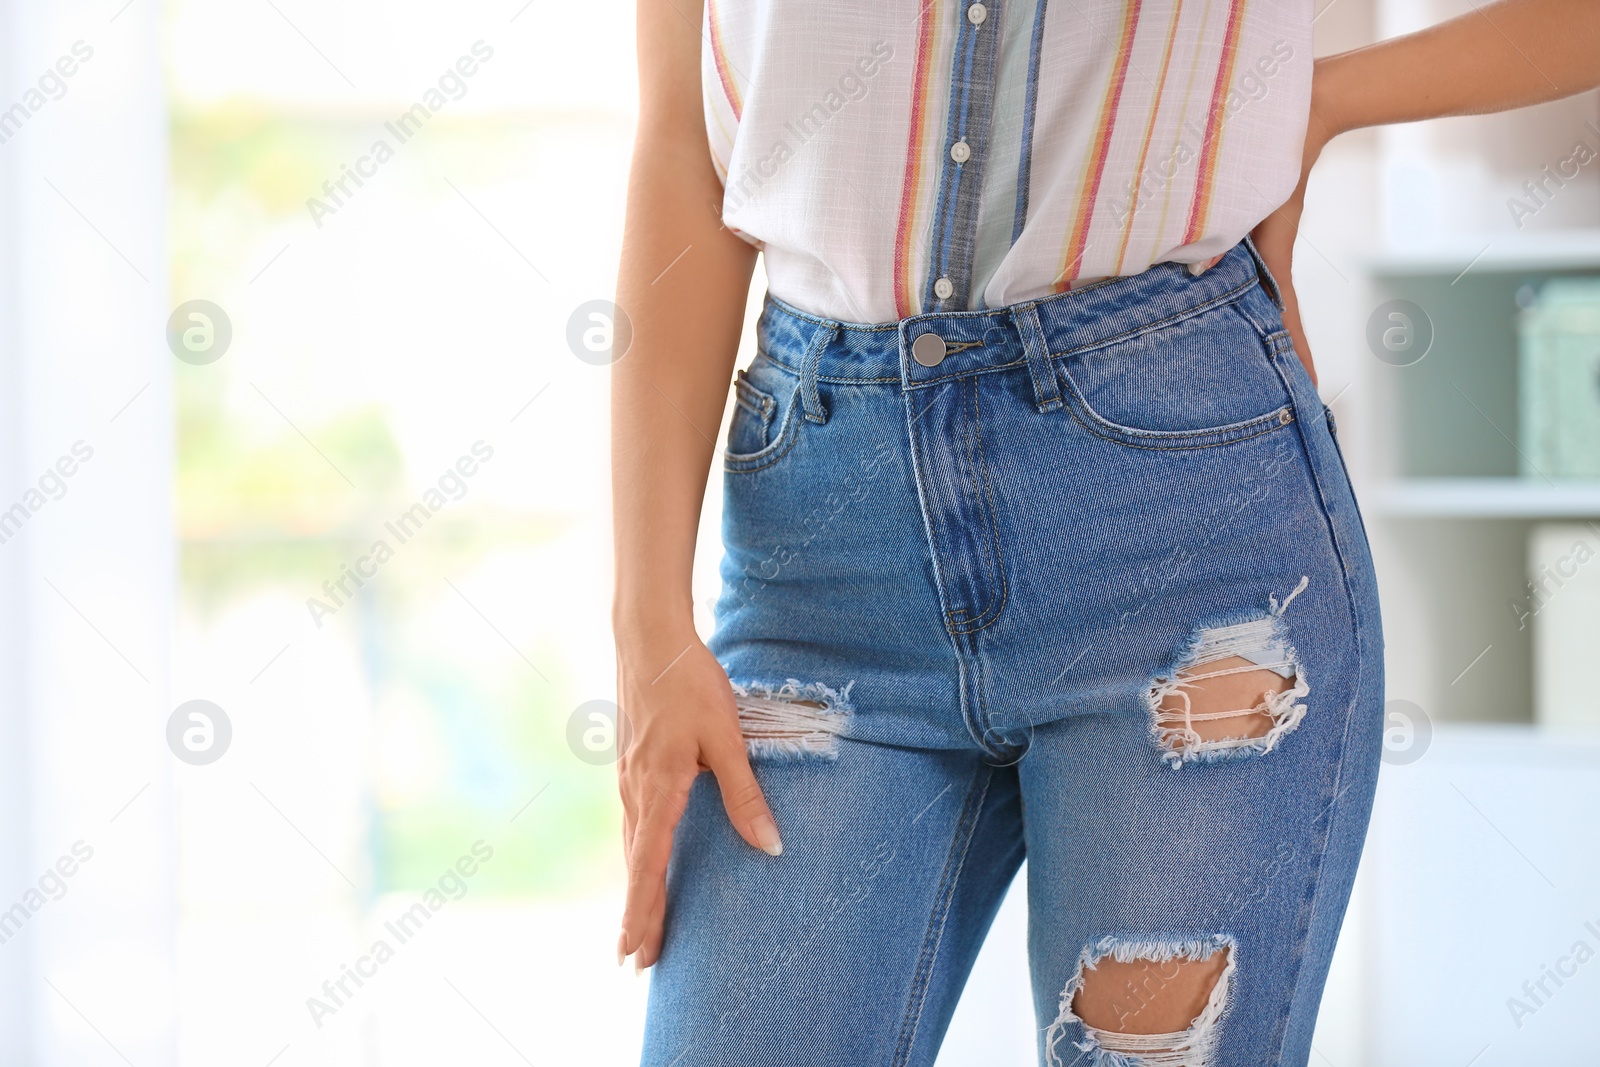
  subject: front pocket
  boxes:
[1061,388,1295,450]
[724,355,804,473]
[1056,300,1296,450]
[728,370,776,456]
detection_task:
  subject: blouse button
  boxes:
[933,277,954,300]
[968,3,988,24]
[950,140,971,163]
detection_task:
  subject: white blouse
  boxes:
[701,0,1311,324]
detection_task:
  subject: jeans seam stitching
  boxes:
[944,379,1009,633]
[1059,397,1293,451]
[891,764,993,1067]
[908,388,960,636]
[969,639,1015,758]
[1273,687,1362,1060]
[909,359,1032,388]
[1046,277,1257,361]
[1260,331,1372,1056]
[758,348,902,384]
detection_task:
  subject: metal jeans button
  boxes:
[912,331,947,368]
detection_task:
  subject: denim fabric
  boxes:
[640,238,1384,1067]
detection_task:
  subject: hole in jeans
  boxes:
[729,678,853,759]
[1147,578,1310,768]
[1046,936,1236,1067]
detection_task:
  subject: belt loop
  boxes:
[1015,303,1061,413]
[799,321,838,424]
[1242,234,1285,311]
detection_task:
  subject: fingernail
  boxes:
[616,932,626,967]
[753,815,783,857]
[1188,259,1207,276]
[634,960,645,977]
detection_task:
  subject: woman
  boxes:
[611,3,1600,1063]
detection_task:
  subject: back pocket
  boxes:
[1058,300,1293,448]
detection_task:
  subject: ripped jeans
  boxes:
[640,238,1385,1067]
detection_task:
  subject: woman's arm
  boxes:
[1253,0,1600,384]
[612,0,776,973]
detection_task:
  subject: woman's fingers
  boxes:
[618,702,642,853]
[1277,280,1316,386]
[1250,207,1317,386]
[633,882,669,972]
[1260,234,1317,385]
[705,733,782,856]
[619,766,637,861]
[619,770,691,966]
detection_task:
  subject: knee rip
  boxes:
[1046,936,1236,1067]
[1147,577,1310,769]
[730,679,853,759]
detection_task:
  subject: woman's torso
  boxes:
[702,0,1312,324]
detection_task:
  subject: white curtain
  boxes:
[0,0,174,1061]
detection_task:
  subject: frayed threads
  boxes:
[1269,575,1309,616]
[1147,580,1311,769]
[1045,935,1237,1067]
[729,678,853,759]
[1148,649,1310,768]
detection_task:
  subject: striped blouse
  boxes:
[701,0,1311,324]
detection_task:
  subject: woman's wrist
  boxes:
[612,600,700,659]
[1307,55,1350,156]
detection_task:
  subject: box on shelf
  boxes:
[1528,522,1600,730]
[1517,278,1600,479]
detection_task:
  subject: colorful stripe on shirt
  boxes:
[1057,0,1143,290]
[1113,0,1186,276]
[705,0,743,121]
[1184,0,1250,243]
[893,0,948,319]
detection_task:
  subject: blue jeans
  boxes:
[640,239,1385,1066]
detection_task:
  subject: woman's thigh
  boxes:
[640,739,1025,1067]
[983,266,1387,1065]
[1019,635,1383,1067]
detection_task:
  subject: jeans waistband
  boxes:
[755,238,1285,398]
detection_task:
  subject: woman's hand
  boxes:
[1249,64,1338,390]
[615,628,780,974]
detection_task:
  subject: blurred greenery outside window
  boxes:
[172,96,622,896]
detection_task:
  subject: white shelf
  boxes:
[1371,478,1600,518]
[1367,229,1600,276]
